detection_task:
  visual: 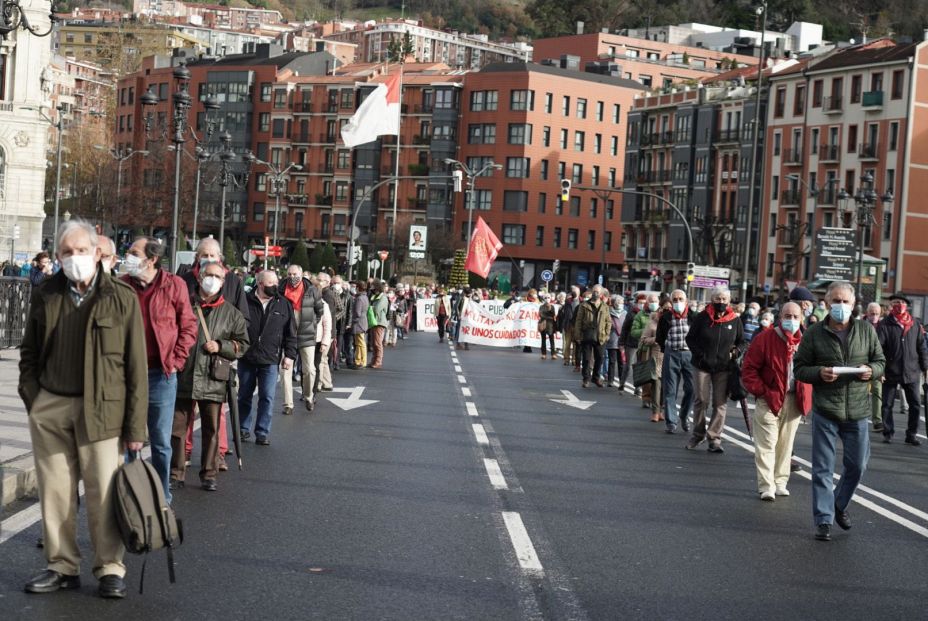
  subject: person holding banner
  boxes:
[575,285,612,388]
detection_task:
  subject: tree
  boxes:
[223,237,239,267]
[387,31,415,63]
[290,240,311,271]
[449,249,469,288]
[308,243,324,273]
[320,242,338,273]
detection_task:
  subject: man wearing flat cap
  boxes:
[876,293,928,445]
[788,286,818,327]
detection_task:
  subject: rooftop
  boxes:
[480,62,648,90]
[808,39,917,72]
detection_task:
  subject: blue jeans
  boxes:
[238,361,279,439]
[662,349,694,430]
[811,413,870,526]
[147,370,178,504]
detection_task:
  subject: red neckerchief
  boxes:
[672,306,689,320]
[892,308,914,335]
[706,304,738,326]
[778,325,803,358]
[200,294,225,309]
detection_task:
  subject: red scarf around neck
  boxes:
[778,326,803,358]
[672,306,689,320]
[200,294,225,309]
[892,308,914,334]
[706,304,738,326]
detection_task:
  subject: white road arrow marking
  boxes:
[326,386,378,411]
[550,389,596,411]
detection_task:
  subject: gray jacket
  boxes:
[370,292,389,327]
[351,292,369,334]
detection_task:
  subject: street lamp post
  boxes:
[94,145,148,237]
[251,159,303,267]
[22,105,67,253]
[838,172,893,299]
[443,158,502,246]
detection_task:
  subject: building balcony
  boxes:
[777,228,803,247]
[294,133,311,144]
[819,144,840,162]
[823,95,843,114]
[818,189,838,205]
[861,90,883,109]
[859,143,879,160]
[407,163,430,176]
[412,134,431,145]
[413,104,434,114]
[715,128,740,143]
[782,148,803,166]
[661,131,675,144]
[314,229,330,239]
[318,163,334,173]
[314,194,333,206]
[780,189,801,205]
[287,194,309,206]
[407,198,428,210]
[297,101,312,113]
[318,133,337,143]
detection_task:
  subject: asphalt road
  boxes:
[1,333,927,620]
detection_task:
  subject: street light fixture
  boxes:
[94,145,148,237]
[842,172,893,299]
[140,64,221,269]
[443,158,502,246]
[251,158,303,261]
[0,0,56,37]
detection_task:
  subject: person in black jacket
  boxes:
[684,285,744,453]
[876,293,928,446]
[237,270,297,445]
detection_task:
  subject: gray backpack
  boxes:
[113,454,182,592]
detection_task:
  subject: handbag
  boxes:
[366,304,377,328]
[632,357,658,387]
[195,306,232,382]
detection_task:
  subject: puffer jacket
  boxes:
[793,318,886,422]
[876,314,928,384]
[180,296,249,403]
[295,277,325,348]
[575,299,611,345]
[685,309,744,373]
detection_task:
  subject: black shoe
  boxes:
[169,479,185,491]
[240,430,252,441]
[790,461,802,473]
[24,569,81,594]
[255,436,270,446]
[681,418,691,433]
[282,406,293,416]
[814,524,832,541]
[707,443,725,454]
[305,398,314,413]
[665,425,677,434]
[873,422,885,432]
[201,479,217,492]
[905,436,922,446]
[582,380,590,388]
[883,435,893,444]
[834,503,851,530]
[97,574,127,599]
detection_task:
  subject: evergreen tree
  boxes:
[308,243,324,273]
[222,237,238,267]
[449,249,468,288]
[320,242,337,273]
[290,240,311,271]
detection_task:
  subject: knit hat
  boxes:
[788,286,816,302]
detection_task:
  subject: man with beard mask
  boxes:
[20,220,147,599]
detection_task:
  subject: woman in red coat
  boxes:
[741,302,812,501]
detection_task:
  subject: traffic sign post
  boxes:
[540,269,554,286]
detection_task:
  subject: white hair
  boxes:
[195,237,221,257]
[257,269,277,284]
[826,281,855,302]
[56,219,98,252]
[866,302,882,312]
[710,285,731,299]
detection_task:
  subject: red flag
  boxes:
[464,216,503,278]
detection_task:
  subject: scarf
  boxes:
[777,326,802,358]
[672,306,689,321]
[200,294,225,309]
[706,304,738,326]
[892,308,914,335]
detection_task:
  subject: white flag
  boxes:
[340,74,401,148]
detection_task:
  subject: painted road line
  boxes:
[501,512,543,572]
[465,402,480,417]
[455,365,463,373]
[458,374,467,384]
[472,423,490,446]
[461,387,472,397]
[484,458,508,490]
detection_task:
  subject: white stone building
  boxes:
[0,0,54,261]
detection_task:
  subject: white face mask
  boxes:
[123,253,145,277]
[201,275,222,295]
[61,254,97,283]
[333,283,343,294]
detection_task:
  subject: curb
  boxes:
[1,453,37,511]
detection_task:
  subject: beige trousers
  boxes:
[317,341,332,390]
[753,394,803,494]
[299,344,317,402]
[281,308,300,408]
[28,389,125,578]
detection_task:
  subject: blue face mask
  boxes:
[830,303,853,323]
[672,302,686,314]
[648,302,659,312]
[781,319,801,334]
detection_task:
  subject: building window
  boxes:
[435,89,457,109]
[538,192,547,213]
[592,166,600,185]
[562,95,570,116]
[608,168,616,186]
[594,134,602,154]
[467,124,495,144]
[542,126,550,147]
[891,70,904,99]
[613,104,620,123]
[502,224,525,245]
[272,118,285,138]
[572,163,583,184]
[610,136,618,156]
[335,182,348,201]
[554,227,562,247]
[536,226,544,246]
[587,230,596,250]
[793,84,805,115]
[503,190,528,211]
[544,92,552,113]
[540,160,549,181]
[508,123,532,145]
[850,75,862,103]
[470,90,498,111]
[773,132,781,156]
[577,98,587,119]
[475,190,493,210]
[569,196,580,217]
[273,89,287,108]
[568,228,578,249]
[883,212,893,240]
[596,101,604,122]
[771,175,779,200]
[510,89,534,111]
[812,80,823,107]
[254,202,265,221]
[574,131,585,151]
[560,128,568,149]
[506,157,530,178]
[258,113,270,132]
[889,122,899,150]
[766,253,774,277]
[589,198,598,218]
[774,87,786,117]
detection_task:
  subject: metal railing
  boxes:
[0,277,30,348]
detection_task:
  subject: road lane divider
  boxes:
[484,459,509,490]
[472,424,490,446]
[457,374,467,384]
[465,402,479,417]
[501,512,543,572]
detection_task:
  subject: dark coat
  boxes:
[242,292,297,366]
[351,292,369,334]
[685,310,744,373]
[295,278,325,348]
[876,315,928,384]
[538,302,557,334]
[181,263,250,327]
[656,309,695,353]
[181,297,249,402]
[619,307,640,348]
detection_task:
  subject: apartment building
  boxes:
[458,62,645,288]
[532,32,757,88]
[55,21,202,72]
[324,19,532,70]
[759,40,918,303]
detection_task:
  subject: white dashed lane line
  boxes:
[501,511,544,572]
[457,374,467,384]
[472,423,490,446]
[465,402,480,417]
[484,458,509,490]
[461,387,471,397]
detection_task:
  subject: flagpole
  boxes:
[390,62,404,276]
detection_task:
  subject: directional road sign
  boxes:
[326,386,378,411]
[540,269,554,283]
[550,390,595,411]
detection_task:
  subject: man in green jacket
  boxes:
[794,281,886,543]
[575,284,612,388]
[19,220,148,599]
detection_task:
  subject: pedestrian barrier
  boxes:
[0,277,30,349]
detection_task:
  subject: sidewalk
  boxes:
[0,348,37,510]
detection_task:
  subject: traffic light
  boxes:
[560,179,571,202]
[686,262,695,282]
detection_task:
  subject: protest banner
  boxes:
[458,300,562,348]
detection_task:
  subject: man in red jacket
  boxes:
[122,237,198,504]
[741,302,812,501]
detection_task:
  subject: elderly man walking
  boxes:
[20,220,148,599]
[316,271,340,387]
[794,282,885,541]
[876,293,927,446]
[292,269,325,411]
[685,286,743,453]
[238,270,296,444]
[575,284,612,388]
[656,289,695,434]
